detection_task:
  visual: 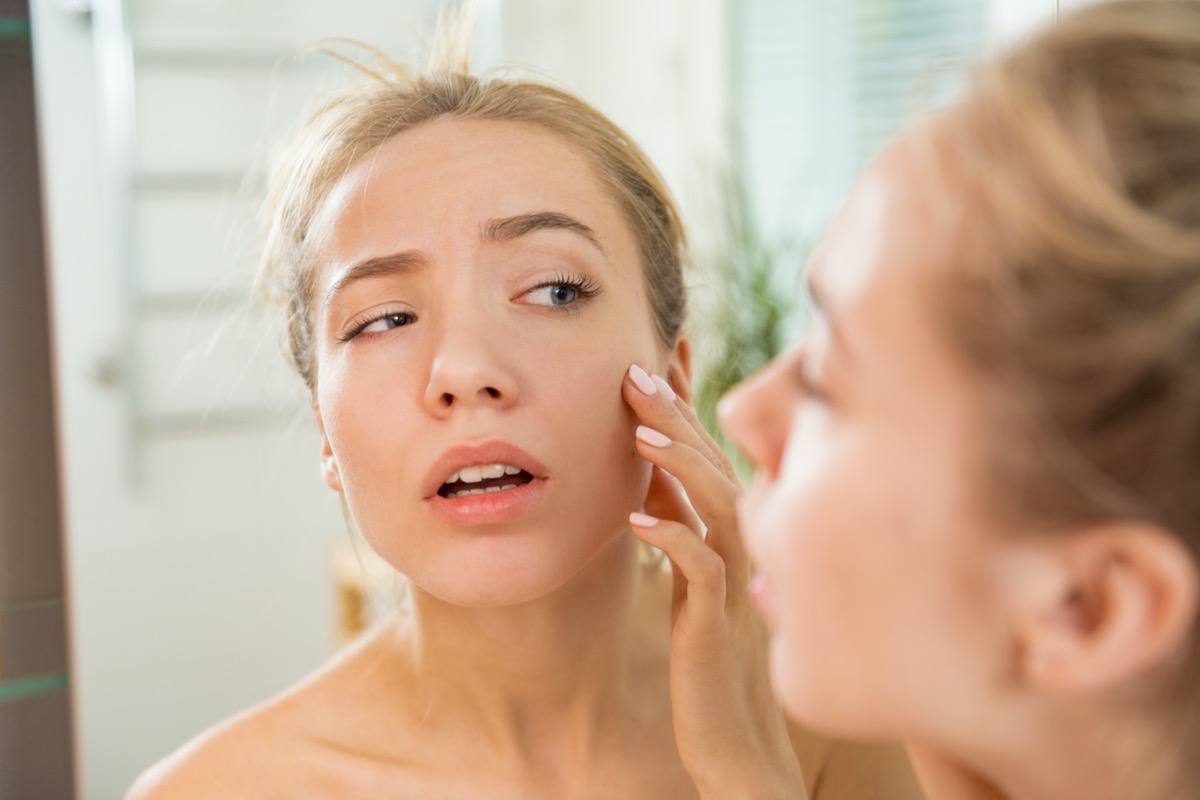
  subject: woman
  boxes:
[127,28,920,800]
[721,1,1200,798]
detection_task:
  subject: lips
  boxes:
[737,484,776,620]
[749,573,777,619]
[422,441,549,496]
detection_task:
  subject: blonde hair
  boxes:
[931,0,1200,791]
[258,34,687,391]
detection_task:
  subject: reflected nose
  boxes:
[423,316,519,416]
[717,352,796,479]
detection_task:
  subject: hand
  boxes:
[623,364,806,800]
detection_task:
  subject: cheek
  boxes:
[749,415,922,721]
[534,325,655,502]
[758,409,1005,736]
[315,352,426,515]
[749,414,860,630]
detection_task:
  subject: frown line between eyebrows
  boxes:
[482,211,606,256]
[323,251,429,310]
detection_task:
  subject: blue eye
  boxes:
[526,284,578,306]
[522,274,600,309]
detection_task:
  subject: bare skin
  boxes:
[130,565,691,800]
[130,568,917,799]
[128,374,922,800]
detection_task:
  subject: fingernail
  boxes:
[636,426,671,447]
[652,374,677,402]
[629,512,659,527]
[628,364,657,396]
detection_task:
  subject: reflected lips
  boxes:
[423,440,549,526]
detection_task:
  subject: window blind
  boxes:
[734,0,987,247]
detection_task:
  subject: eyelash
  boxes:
[336,273,600,343]
[338,308,416,343]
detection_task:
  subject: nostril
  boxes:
[438,387,503,406]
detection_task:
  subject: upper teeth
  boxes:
[445,464,523,485]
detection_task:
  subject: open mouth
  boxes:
[437,464,535,499]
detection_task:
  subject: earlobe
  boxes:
[313,403,344,494]
[1017,524,1198,695]
[666,336,694,404]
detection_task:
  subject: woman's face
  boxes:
[307,117,677,607]
[721,137,1017,740]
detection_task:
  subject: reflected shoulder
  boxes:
[122,705,294,800]
[123,623,409,800]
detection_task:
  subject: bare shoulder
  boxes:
[125,625,411,800]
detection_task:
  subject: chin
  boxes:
[402,533,626,608]
[771,639,852,737]
[771,644,903,741]
[416,570,568,608]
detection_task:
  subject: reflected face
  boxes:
[307,117,669,606]
[720,137,1011,738]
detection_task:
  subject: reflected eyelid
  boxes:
[802,270,856,366]
[804,266,827,312]
[322,251,428,311]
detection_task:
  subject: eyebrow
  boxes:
[323,250,428,309]
[482,211,605,255]
[322,211,604,310]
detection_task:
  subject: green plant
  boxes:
[691,171,805,477]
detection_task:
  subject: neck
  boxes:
[396,533,670,768]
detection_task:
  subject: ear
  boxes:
[313,402,344,494]
[1014,523,1198,694]
[665,335,693,404]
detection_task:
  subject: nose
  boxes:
[717,350,797,479]
[422,314,519,417]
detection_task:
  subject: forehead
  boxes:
[306,116,631,264]
[808,126,958,320]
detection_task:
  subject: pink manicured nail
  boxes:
[629,512,659,527]
[628,364,657,395]
[636,426,671,447]
[651,374,677,402]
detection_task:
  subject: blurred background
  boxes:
[1,0,1089,796]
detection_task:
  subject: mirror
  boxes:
[32,0,727,795]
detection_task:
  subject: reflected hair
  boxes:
[257,12,687,391]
